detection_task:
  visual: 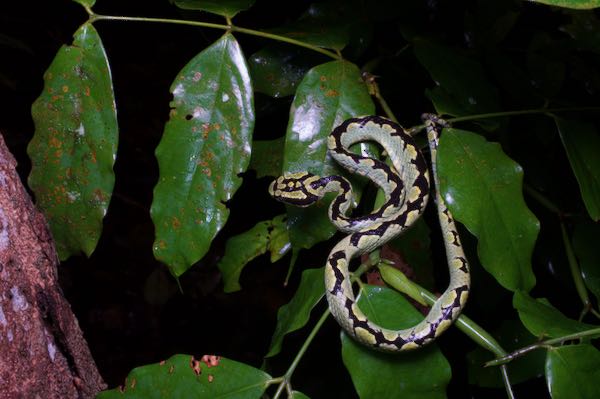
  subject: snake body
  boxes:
[269,115,469,352]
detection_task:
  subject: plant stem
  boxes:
[379,264,516,397]
[447,106,600,124]
[485,327,600,367]
[379,264,507,357]
[273,309,330,399]
[88,14,341,60]
[523,185,561,215]
[560,221,593,320]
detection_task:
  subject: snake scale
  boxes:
[269,114,470,352]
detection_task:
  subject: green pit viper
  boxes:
[269,114,469,352]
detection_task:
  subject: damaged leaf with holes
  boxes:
[151,33,254,277]
[97,354,271,398]
[28,23,118,260]
[217,214,290,293]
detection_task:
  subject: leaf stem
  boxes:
[485,327,600,367]
[379,264,507,357]
[88,14,341,60]
[560,221,593,320]
[378,264,516,397]
[523,184,561,215]
[273,308,330,399]
[447,106,600,124]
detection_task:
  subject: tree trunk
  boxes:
[0,132,105,398]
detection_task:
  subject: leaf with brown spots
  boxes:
[151,33,254,276]
[97,354,271,398]
[28,23,118,259]
[282,60,375,253]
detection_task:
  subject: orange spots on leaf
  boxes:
[130,378,136,389]
[90,151,97,163]
[48,136,62,148]
[84,86,91,96]
[172,217,181,229]
[325,89,339,97]
[62,85,69,93]
[190,356,202,376]
[203,168,212,177]
[169,365,175,374]
[320,75,327,82]
[201,355,221,368]
[192,72,202,82]
[159,360,166,366]
[93,189,107,203]
[208,374,214,383]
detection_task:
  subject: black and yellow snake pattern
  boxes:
[269,115,469,352]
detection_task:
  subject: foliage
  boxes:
[18,0,600,398]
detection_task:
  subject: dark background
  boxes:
[1,1,598,397]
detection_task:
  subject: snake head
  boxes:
[269,172,322,207]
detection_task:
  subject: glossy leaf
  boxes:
[249,137,284,178]
[265,267,324,358]
[172,0,254,18]
[554,117,600,221]
[282,60,375,251]
[97,354,271,399]
[545,344,600,399]
[413,38,500,124]
[28,23,117,259]
[513,291,596,338]
[248,45,321,98]
[529,0,600,9]
[467,319,544,388]
[341,286,451,399]
[218,215,290,292]
[151,33,254,276]
[437,128,539,292]
[573,222,600,302]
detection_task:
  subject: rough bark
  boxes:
[0,132,106,398]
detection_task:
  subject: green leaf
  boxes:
[266,2,367,51]
[218,215,290,292]
[267,214,291,263]
[573,222,600,302]
[437,129,539,292]
[545,344,600,399]
[413,38,500,124]
[529,0,600,9]
[282,60,375,251]
[172,0,254,18]
[513,291,596,338]
[151,33,254,277]
[291,391,310,399]
[97,354,271,399]
[249,137,284,178]
[28,23,117,259]
[248,45,322,98]
[265,267,324,358]
[72,0,96,7]
[467,319,544,388]
[554,117,600,221]
[341,286,451,399]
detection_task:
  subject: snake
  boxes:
[269,114,470,352]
